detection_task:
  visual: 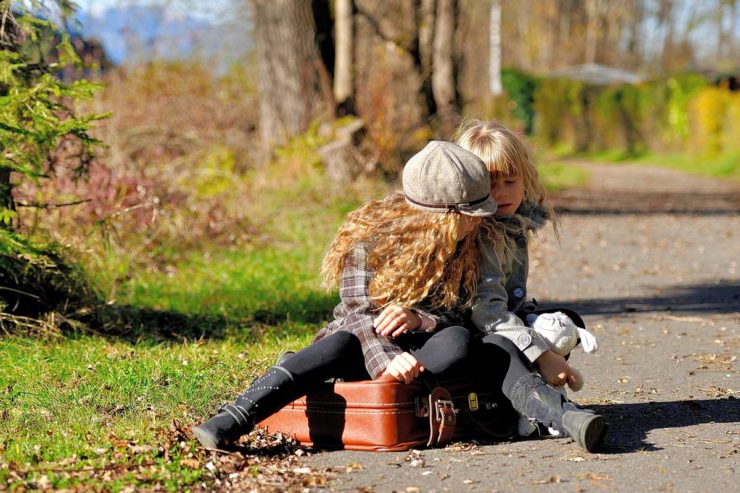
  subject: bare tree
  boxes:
[585,0,608,64]
[489,0,503,95]
[418,0,438,118]
[334,0,354,114]
[252,0,327,155]
[431,0,457,117]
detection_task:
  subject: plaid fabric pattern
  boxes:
[314,244,464,379]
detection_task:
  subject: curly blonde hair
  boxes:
[321,193,480,310]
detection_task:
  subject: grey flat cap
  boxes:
[402,141,496,217]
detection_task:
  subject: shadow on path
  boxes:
[538,281,740,316]
[551,191,740,216]
[590,398,739,453]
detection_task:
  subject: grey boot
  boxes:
[192,366,296,450]
[511,374,607,452]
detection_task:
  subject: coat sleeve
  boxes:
[469,239,550,363]
[336,245,404,379]
[411,306,466,333]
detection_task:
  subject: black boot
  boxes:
[511,374,607,452]
[192,366,297,450]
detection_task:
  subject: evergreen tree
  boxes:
[0,0,105,228]
[0,1,105,330]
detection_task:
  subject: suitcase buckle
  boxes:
[435,399,455,423]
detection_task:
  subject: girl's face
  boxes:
[491,173,524,216]
[457,215,481,241]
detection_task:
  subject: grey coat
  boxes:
[470,202,552,363]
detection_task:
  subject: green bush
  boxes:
[501,69,539,135]
[688,86,739,156]
[665,73,708,144]
[527,72,720,159]
[533,77,586,149]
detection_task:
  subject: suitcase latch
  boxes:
[415,398,429,417]
[468,392,479,411]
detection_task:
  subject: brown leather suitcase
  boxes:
[257,375,517,451]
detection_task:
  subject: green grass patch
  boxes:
[119,248,337,326]
[537,162,590,192]
[627,151,740,179]
[545,147,739,180]
[0,330,315,490]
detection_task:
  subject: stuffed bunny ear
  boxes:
[577,327,599,353]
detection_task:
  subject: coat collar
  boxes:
[497,201,549,233]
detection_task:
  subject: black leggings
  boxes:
[279,328,540,412]
[280,326,471,386]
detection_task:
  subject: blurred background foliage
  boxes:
[0,0,738,336]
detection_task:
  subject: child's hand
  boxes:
[535,350,577,387]
[373,305,422,337]
[382,352,425,384]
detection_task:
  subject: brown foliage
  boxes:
[15,62,263,272]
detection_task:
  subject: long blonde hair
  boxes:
[456,120,558,260]
[455,120,553,218]
[321,193,480,310]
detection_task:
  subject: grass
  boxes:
[0,242,330,489]
[0,233,327,489]
[546,146,740,180]
[537,162,590,191]
[1,142,386,489]
[627,151,740,179]
[0,331,311,491]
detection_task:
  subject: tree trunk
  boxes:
[334,0,354,114]
[489,0,502,95]
[730,1,737,63]
[417,0,438,118]
[431,0,457,117]
[585,0,601,64]
[658,0,674,73]
[252,0,326,156]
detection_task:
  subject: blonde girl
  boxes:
[456,120,607,452]
[192,141,496,450]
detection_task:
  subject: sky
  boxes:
[69,0,252,68]
[74,0,234,22]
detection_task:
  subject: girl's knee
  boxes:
[437,325,471,358]
[320,330,361,351]
[481,333,518,354]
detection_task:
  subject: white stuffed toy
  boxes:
[525,312,599,392]
[518,311,599,436]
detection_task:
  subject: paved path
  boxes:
[297,164,740,493]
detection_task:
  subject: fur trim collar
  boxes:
[515,201,549,231]
[495,201,549,233]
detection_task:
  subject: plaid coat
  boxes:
[313,244,465,379]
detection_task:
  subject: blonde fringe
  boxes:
[321,193,480,310]
[455,119,558,236]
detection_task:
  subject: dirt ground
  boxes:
[247,164,740,493]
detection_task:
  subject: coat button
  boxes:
[513,287,525,299]
[517,333,532,348]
